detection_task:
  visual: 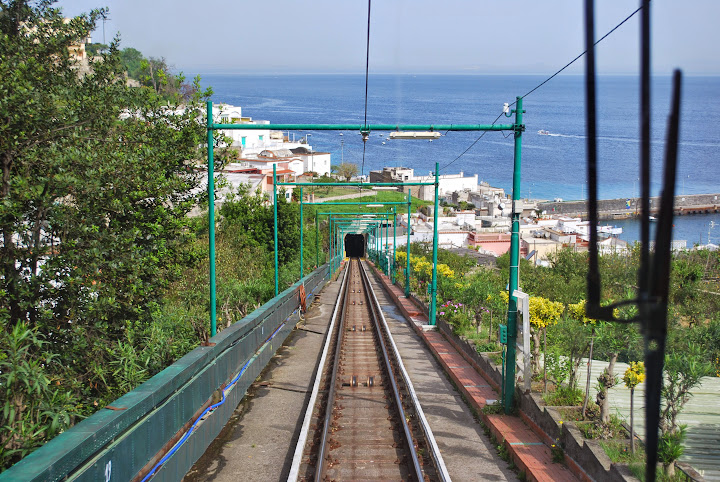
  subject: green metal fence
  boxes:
[1,265,330,482]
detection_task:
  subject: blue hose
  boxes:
[141,321,286,481]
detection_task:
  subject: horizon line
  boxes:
[182,70,720,77]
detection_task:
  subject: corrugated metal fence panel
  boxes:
[0,264,330,482]
[153,314,298,481]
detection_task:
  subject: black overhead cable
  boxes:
[360,0,371,179]
[440,112,504,171]
[513,4,645,106]
[440,3,646,172]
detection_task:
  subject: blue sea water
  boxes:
[198,73,720,243]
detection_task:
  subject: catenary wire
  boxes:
[360,0,371,178]
[511,3,644,107]
[440,3,645,172]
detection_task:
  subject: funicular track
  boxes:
[288,258,448,481]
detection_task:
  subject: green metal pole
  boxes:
[378,223,382,269]
[380,219,384,272]
[328,216,332,279]
[392,208,396,284]
[406,191,412,297]
[299,187,304,279]
[207,102,217,337]
[273,164,279,296]
[375,224,378,261]
[315,212,319,268]
[329,218,333,274]
[430,162,440,326]
[504,96,524,415]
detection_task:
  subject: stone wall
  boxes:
[538,193,720,217]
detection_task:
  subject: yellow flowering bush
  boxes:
[498,291,563,328]
[529,296,564,329]
[396,251,454,281]
[568,299,595,324]
[623,361,645,389]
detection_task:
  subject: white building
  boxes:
[290,147,332,176]
[369,167,478,201]
[213,104,316,157]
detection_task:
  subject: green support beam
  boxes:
[278,181,433,187]
[299,187,304,279]
[406,191,412,298]
[303,201,409,206]
[273,164,279,296]
[207,102,217,337]
[504,96,525,415]
[392,208,397,284]
[210,123,515,132]
[429,162,440,326]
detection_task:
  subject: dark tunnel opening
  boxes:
[344,234,366,258]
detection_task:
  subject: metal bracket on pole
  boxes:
[513,289,532,393]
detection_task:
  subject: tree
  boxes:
[623,361,645,454]
[220,185,300,266]
[86,42,108,57]
[0,1,212,462]
[594,321,641,424]
[659,344,712,476]
[120,47,144,79]
[336,162,358,181]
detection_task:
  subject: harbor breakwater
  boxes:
[537,193,720,220]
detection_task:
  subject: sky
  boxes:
[56,0,720,76]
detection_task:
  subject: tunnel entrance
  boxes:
[344,234,366,258]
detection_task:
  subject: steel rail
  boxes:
[357,260,425,480]
[286,266,349,482]
[360,259,451,481]
[314,263,352,481]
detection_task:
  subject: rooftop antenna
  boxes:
[99,9,111,45]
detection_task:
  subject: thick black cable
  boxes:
[441,4,645,172]
[361,0,371,178]
[440,112,504,171]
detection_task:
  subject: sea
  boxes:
[196,73,720,245]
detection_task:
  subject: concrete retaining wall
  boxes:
[538,193,720,217]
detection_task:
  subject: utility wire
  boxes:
[360,0,371,178]
[441,3,645,172]
[512,4,644,107]
[441,112,504,171]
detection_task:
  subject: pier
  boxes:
[538,193,720,219]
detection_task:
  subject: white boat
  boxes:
[538,129,550,135]
[649,215,658,222]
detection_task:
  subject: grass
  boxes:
[576,413,625,440]
[311,189,432,210]
[312,186,374,198]
[558,403,599,423]
[488,352,503,366]
[600,441,685,482]
[482,402,504,415]
[543,385,584,406]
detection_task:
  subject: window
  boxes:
[259,135,264,142]
[241,137,246,147]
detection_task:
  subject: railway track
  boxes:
[288,258,448,481]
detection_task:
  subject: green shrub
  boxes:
[544,385,584,406]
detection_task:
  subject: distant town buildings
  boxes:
[368,167,478,201]
[212,104,330,176]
